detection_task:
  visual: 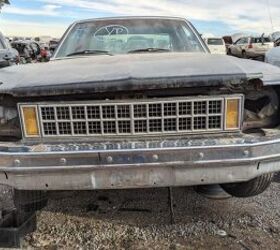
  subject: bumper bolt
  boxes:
[107,156,113,163]
[153,154,159,161]
[60,158,67,165]
[14,159,21,167]
[199,152,204,160]
[243,150,249,157]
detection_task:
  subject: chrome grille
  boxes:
[21,96,243,138]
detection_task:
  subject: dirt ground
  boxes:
[0,175,280,250]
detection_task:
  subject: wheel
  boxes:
[227,49,232,56]
[13,190,48,212]
[242,51,248,59]
[221,173,273,198]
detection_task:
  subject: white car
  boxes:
[266,47,280,67]
[205,38,226,55]
[228,36,274,59]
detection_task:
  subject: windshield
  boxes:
[207,38,224,45]
[252,37,271,43]
[55,19,205,58]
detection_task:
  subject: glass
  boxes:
[55,19,205,58]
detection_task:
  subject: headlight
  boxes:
[21,106,40,137]
[0,106,18,124]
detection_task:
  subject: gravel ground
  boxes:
[0,174,280,250]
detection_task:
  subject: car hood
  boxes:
[1,52,280,97]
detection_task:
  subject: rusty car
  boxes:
[1,17,280,211]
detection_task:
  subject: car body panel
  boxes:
[1,53,280,97]
[266,47,280,67]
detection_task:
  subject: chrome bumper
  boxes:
[1,133,280,190]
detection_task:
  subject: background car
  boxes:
[11,40,41,63]
[228,36,274,60]
[269,31,280,46]
[38,42,51,62]
[275,38,280,47]
[266,46,280,67]
[49,39,60,54]
[0,31,19,68]
[204,37,226,55]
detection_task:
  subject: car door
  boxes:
[230,39,242,56]
[235,38,247,57]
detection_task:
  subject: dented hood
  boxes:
[1,52,280,97]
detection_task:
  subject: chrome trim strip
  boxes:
[1,133,280,190]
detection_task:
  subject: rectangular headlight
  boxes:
[225,98,242,130]
[21,106,40,137]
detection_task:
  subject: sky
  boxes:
[0,0,279,38]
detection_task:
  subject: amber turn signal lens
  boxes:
[226,99,240,129]
[22,107,39,136]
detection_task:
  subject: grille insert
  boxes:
[23,96,242,137]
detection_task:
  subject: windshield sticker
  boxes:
[94,25,129,40]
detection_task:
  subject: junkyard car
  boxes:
[49,39,60,54]
[1,17,280,210]
[0,31,19,68]
[204,37,226,55]
[11,40,41,64]
[275,38,280,47]
[228,36,274,59]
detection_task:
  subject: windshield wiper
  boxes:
[66,50,113,57]
[128,48,171,54]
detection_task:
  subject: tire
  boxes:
[221,173,273,198]
[274,172,280,183]
[13,190,48,212]
[227,49,232,56]
[242,51,247,59]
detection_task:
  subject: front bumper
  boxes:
[1,132,280,190]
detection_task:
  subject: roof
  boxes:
[74,16,188,24]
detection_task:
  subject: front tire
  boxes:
[221,173,273,198]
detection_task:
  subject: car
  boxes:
[204,37,226,55]
[228,36,274,59]
[0,31,19,68]
[265,46,280,67]
[1,16,280,211]
[0,0,10,10]
[49,39,60,54]
[275,38,280,47]
[11,40,41,63]
[37,43,51,62]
